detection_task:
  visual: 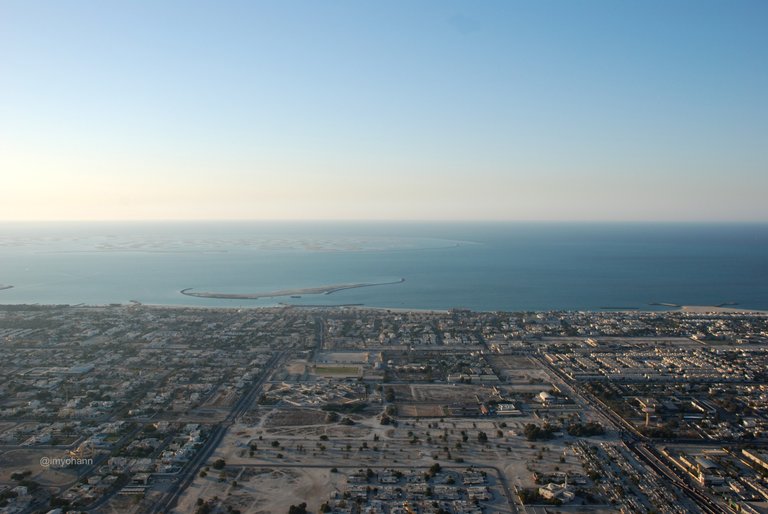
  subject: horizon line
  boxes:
[2,218,768,224]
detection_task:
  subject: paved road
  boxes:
[536,353,725,514]
[149,351,286,514]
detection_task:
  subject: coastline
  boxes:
[1,300,765,315]
[346,305,451,314]
[678,305,768,314]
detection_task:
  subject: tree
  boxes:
[288,503,307,514]
[477,431,488,443]
[523,423,555,441]
[10,471,31,481]
[567,422,604,437]
[212,459,226,470]
[49,497,70,508]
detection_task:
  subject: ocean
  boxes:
[0,221,766,311]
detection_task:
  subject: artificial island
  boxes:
[180,279,406,300]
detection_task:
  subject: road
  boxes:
[627,442,722,514]
[535,353,726,514]
[149,351,286,514]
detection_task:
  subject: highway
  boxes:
[535,353,726,514]
[627,442,723,514]
[149,350,286,514]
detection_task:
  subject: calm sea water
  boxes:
[0,222,766,311]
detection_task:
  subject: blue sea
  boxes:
[0,222,766,311]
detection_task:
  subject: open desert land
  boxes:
[173,386,614,513]
[0,448,79,489]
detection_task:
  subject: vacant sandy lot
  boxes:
[0,448,79,489]
[175,466,341,514]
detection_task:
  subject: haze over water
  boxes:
[1,222,766,312]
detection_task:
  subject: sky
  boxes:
[1,1,767,222]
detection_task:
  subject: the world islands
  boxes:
[1,304,768,514]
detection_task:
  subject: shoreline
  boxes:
[678,305,767,314]
[0,301,765,315]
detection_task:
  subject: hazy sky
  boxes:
[2,1,767,221]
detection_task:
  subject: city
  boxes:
[1,305,767,513]
[4,0,768,513]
